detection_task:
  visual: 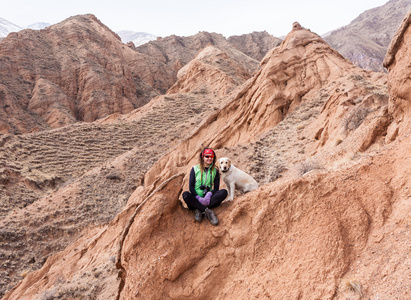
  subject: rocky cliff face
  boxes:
[3,14,411,299]
[134,31,264,91]
[167,44,257,97]
[227,31,282,61]
[134,31,270,72]
[0,31,254,297]
[384,9,411,140]
[325,0,411,72]
[144,22,389,187]
[0,18,276,135]
[0,14,166,134]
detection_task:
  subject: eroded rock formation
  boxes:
[0,18,277,135]
[227,31,282,61]
[2,10,411,300]
[325,0,411,72]
[144,22,387,186]
[0,34,254,296]
[384,8,411,140]
[167,44,257,97]
[0,14,163,134]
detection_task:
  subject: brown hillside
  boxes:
[0,14,167,134]
[0,20,274,135]
[144,22,388,187]
[5,135,410,299]
[227,31,282,61]
[4,17,411,299]
[167,45,256,97]
[135,31,261,78]
[0,40,253,297]
[324,0,411,72]
[384,8,411,138]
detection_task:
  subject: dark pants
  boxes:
[182,189,228,212]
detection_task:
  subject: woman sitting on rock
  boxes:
[182,148,228,225]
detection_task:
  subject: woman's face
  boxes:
[203,155,214,167]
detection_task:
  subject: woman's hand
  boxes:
[196,195,205,205]
[196,193,212,206]
[204,192,213,204]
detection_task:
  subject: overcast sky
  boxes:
[0,0,389,37]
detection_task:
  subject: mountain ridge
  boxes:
[325,0,411,71]
[0,15,279,135]
[0,17,21,38]
[116,30,157,46]
[1,5,411,300]
[3,17,410,298]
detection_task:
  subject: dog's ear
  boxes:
[215,159,220,169]
[228,157,232,165]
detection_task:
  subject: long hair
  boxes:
[199,148,217,173]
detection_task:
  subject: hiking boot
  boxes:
[205,208,218,226]
[194,209,203,222]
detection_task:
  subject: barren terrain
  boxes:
[325,0,411,72]
[1,6,411,300]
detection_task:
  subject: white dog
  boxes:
[218,157,258,201]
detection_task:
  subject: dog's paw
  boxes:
[226,198,234,202]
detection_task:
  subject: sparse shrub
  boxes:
[38,275,98,300]
[296,123,305,130]
[193,87,207,94]
[0,171,8,184]
[20,270,30,278]
[339,278,363,299]
[345,279,363,295]
[333,136,344,146]
[109,255,116,264]
[353,97,363,104]
[269,162,287,181]
[296,159,322,176]
[349,74,364,82]
[299,112,313,121]
[39,287,58,300]
[343,105,372,131]
[106,173,121,180]
[93,270,102,278]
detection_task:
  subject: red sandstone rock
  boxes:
[28,78,77,128]
[228,31,282,61]
[167,45,257,97]
[325,0,411,72]
[144,22,383,186]
[0,19,274,135]
[0,14,164,134]
[3,13,411,300]
[384,9,411,140]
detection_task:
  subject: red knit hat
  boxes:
[202,148,214,158]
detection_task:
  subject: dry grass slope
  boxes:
[0,91,216,297]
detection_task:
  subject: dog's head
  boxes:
[218,157,231,172]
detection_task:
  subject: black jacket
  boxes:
[188,166,220,196]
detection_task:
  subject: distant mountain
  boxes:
[324,0,411,72]
[228,31,282,61]
[0,17,22,37]
[0,14,168,134]
[134,31,260,86]
[0,18,50,38]
[27,22,51,30]
[117,30,157,46]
